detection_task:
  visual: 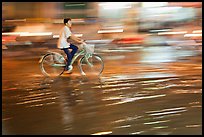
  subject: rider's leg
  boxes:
[69,44,78,59]
[61,48,72,70]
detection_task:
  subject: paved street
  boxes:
[2,43,202,135]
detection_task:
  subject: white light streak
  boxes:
[20,32,53,36]
[85,39,113,43]
[53,35,59,38]
[2,32,53,36]
[149,110,187,116]
[149,29,171,32]
[98,29,124,34]
[91,131,112,135]
[2,32,29,36]
[158,31,187,35]
[53,34,83,38]
[192,30,202,33]
[75,34,83,37]
[99,2,132,9]
[141,2,168,7]
[184,34,202,37]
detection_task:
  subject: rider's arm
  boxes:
[70,34,83,44]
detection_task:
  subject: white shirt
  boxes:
[57,26,72,49]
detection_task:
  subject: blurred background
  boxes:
[2,2,202,135]
[2,2,202,49]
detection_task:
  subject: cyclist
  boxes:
[57,18,84,73]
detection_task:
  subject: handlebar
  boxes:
[82,42,87,46]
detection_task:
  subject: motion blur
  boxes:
[2,2,202,48]
[2,2,202,135]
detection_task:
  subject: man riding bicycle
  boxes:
[57,18,84,73]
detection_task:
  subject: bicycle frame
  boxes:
[39,46,93,69]
[70,49,86,65]
[70,49,94,68]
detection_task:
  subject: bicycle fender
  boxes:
[39,56,44,63]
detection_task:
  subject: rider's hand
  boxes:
[79,39,84,44]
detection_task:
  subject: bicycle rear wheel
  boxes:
[39,53,66,77]
[78,54,104,76]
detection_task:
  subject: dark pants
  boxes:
[61,44,78,69]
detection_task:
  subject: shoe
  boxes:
[65,65,73,74]
[81,72,86,76]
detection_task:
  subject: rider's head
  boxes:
[64,18,72,27]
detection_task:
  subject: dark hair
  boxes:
[64,18,71,25]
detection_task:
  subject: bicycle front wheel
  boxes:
[78,54,104,76]
[39,53,66,77]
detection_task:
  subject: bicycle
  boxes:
[39,42,104,77]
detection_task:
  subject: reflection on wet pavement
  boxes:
[2,45,202,135]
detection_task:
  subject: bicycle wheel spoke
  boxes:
[40,53,66,77]
[79,54,104,76]
[44,59,53,66]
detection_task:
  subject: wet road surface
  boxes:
[2,44,202,135]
